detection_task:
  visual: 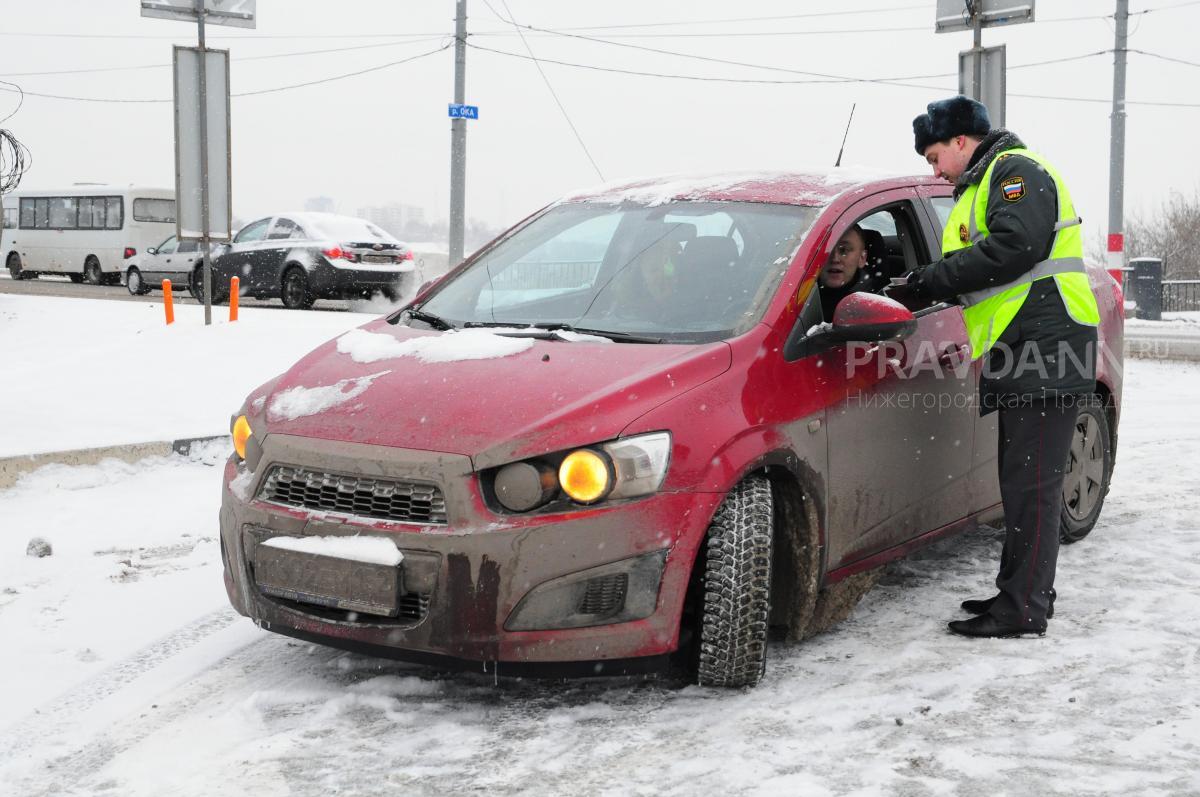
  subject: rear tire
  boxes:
[84,257,103,285]
[281,267,314,310]
[1060,400,1113,543]
[696,476,774,688]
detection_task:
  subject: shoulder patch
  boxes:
[1000,176,1026,202]
[958,222,969,243]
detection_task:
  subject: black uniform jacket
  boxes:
[916,129,1098,413]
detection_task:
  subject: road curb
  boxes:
[0,435,230,490]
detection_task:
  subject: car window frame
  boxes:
[235,217,273,244]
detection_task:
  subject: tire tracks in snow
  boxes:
[0,609,240,772]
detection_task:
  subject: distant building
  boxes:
[357,203,425,237]
[304,196,335,213]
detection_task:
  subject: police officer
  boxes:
[906,96,1101,638]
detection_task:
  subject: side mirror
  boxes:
[146,247,157,255]
[830,293,918,342]
[784,292,916,361]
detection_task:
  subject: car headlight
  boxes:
[559,449,614,504]
[492,432,671,512]
[231,414,253,460]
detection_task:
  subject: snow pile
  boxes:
[262,535,403,566]
[336,327,534,364]
[266,370,389,421]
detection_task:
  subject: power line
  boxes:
[485,0,605,180]
[0,45,451,104]
[0,36,449,78]
[1129,48,1200,68]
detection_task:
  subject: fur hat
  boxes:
[913,95,991,154]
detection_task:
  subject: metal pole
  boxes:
[196,0,212,325]
[449,0,467,267]
[971,3,983,100]
[1107,0,1129,277]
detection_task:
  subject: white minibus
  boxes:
[3,185,175,284]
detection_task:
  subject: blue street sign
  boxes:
[448,104,479,120]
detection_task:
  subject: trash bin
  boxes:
[1128,257,1163,321]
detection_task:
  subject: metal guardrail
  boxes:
[1162,279,1200,312]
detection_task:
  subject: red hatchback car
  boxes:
[219,172,1124,687]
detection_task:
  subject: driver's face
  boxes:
[820,229,866,289]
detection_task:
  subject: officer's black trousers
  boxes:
[990,401,1080,629]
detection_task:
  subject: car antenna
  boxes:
[834,103,856,167]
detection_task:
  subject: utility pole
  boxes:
[196,0,212,326]
[970,0,983,101]
[1107,0,1129,275]
[449,0,467,267]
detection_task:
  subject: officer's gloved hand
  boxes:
[905,266,929,299]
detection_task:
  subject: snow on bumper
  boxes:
[219,434,721,667]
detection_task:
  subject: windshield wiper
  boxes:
[396,306,454,330]
[463,321,663,343]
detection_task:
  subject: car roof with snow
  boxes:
[559,169,944,208]
[269,212,406,244]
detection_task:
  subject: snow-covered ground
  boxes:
[1,354,1198,795]
[0,295,375,457]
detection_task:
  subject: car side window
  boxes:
[235,218,272,243]
[157,236,178,255]
[929,197,954,231]
[268,218,298,240]
[177,240,198,254]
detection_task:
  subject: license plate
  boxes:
[361,254,394,264]
[254,547,400,617]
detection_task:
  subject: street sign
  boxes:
[141,0,256,28]
[958,44,1006,127]
[448,104,479,120]
[173,46,232,241]
[935,0,1034,34]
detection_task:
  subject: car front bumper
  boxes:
[219,433,721,669]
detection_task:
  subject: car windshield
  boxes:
[420,201,817,342]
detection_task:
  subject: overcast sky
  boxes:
[1,0,1197,248]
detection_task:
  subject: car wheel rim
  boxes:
[129,272,140,293]
[1063,413,1103,522]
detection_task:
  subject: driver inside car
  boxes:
[818,224,871,320]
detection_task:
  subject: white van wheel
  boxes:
[84,257,103,285]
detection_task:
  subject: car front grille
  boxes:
[267,590,431,625]
[258,465,447,525]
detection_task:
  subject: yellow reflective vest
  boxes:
[941,148,1100,360]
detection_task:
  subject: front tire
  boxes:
[125,267,150,296]
[281,267,314,310]
[7,253,35,280]
[696,476,774,688]
[190,264,227,305]
[1060,400,1113,543]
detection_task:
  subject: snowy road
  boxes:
[2,360,1198,796]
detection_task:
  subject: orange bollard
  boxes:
[163,280,175,325]
[229,276,239,322]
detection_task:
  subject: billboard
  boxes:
[141,0,256,29]
[935,0,1034,34]
[173,46,231,241]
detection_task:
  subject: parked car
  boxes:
[218,172,1125,687]
[124,234,201,295]
[191,212,413,308]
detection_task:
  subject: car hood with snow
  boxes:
[245,318,732,469]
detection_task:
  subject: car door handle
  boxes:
[939,344,970,366]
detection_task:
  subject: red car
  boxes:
[219,172,1124,687]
